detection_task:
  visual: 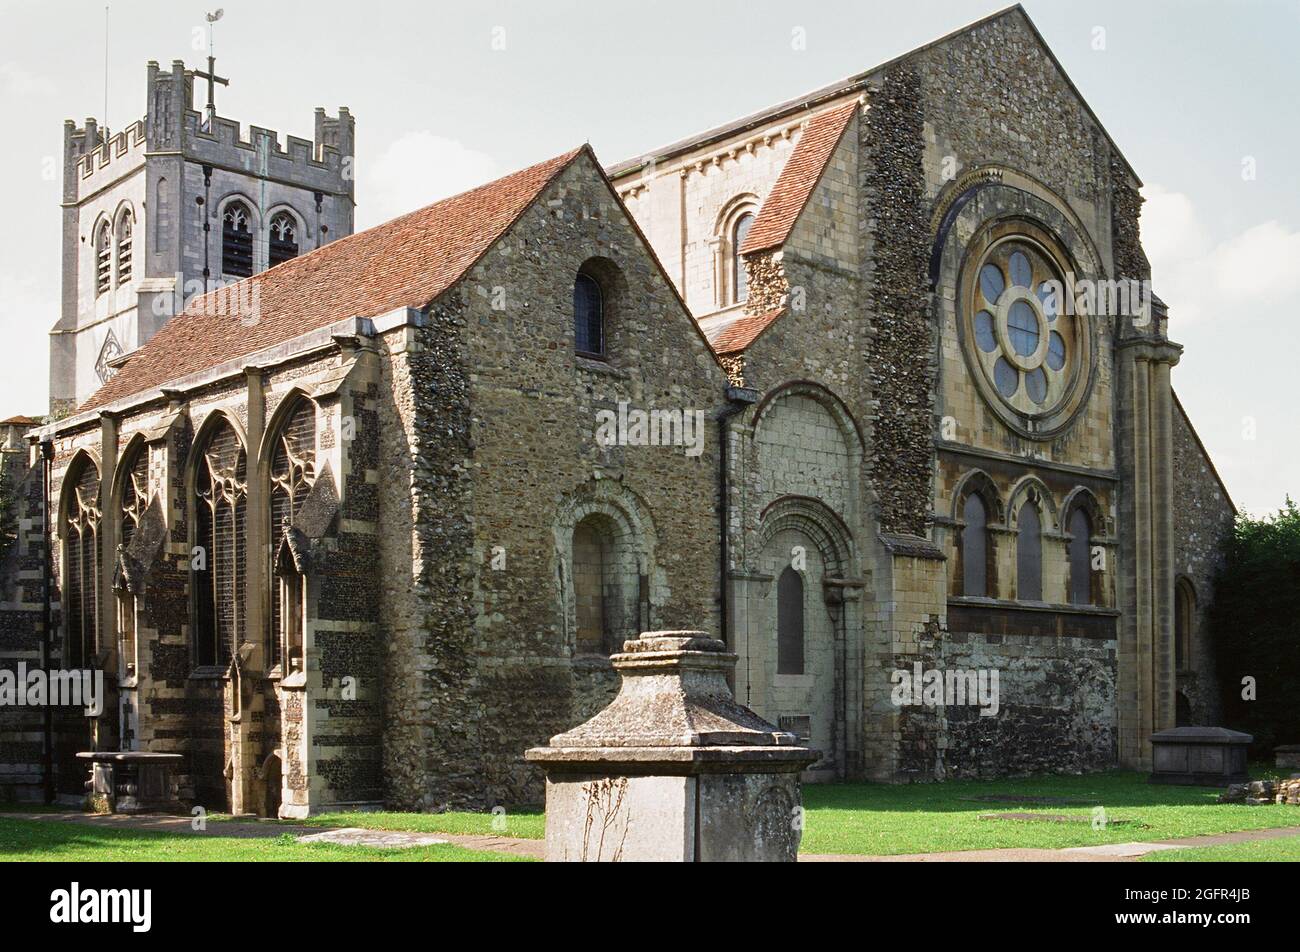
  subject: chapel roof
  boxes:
[739,101,858,257]
[703,307,786,356]
[79,146,585,413]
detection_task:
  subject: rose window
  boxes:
[966,236,1082,418]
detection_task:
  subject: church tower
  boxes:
[49,58,355,416]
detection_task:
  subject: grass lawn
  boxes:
[797,771,1299,855]
[6,770,1295,859]
[273,770,1300,857]
[0,817,531,862]
[1142,837,1300,862]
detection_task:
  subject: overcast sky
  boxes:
[0,0,1295,515]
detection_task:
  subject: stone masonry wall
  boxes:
[1171,399,1233,726]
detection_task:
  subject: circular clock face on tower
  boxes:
[958,221,1094,438]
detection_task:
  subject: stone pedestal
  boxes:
[77,751,184,814]
[526,631,818,862]
[1148,726,1251,785]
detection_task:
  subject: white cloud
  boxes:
[358,132,502,229]
[1141,185,1300,326]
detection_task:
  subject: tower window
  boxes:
[574,272,604,357]
[221,201,254,278]
[733,212,755,305]
[776,566,805,675]
[95,221,113,295]
[1016,499,1042,601]
[268,211,299,268]
[961,493,989,597]
[116,209,134,285]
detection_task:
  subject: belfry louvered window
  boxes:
[64,458,102,668]
[269,400,316,671]
[221,201,254,278]
[193,419,247,669]
[268,212,299,268]
[116,209,134,285]
[95,221,113,295]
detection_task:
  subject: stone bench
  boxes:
[76,751,184,815]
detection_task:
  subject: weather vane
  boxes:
[195,9,227,127]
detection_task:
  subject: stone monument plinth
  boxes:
[77,751,184,814]
[526,631,819,862]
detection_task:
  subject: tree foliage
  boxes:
[1212,498,1300,752]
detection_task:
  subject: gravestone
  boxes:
[1148,726,1251,785]
[526,631,818,862]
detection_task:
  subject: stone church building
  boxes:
[1,5,1234,814]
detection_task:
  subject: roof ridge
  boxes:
[76,145,587,415]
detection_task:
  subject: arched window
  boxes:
[1016,499,1042,601]
[116,209,134,285]
[733,212,755,305]
[64,457,101,668]
[574,272,604,357]
[572,514,617,655]
[776,566,805,675]
[268,211,299,267]
[961,493,989,597]
[1067,507,1093,604]
[269,400,316,671]
[1175,579,1195,671]
[193,418,247,669]
[95,220,113,295]
[117,444,149,677]
[221,201,254,278]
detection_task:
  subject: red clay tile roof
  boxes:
[0,415,39,426]
[706,307,786,355]
[79,147,585,413]
[739,101,858,256]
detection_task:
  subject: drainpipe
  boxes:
[40,438,54,804]
[717,385,758,665]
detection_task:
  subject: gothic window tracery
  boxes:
[268,211,300,268]
[117,445,149,678]
[221,201,254,278]
[270,401,317,671]
[63,458,101,668]
[193,419,247,669]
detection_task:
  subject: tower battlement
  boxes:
[50,55,357,416]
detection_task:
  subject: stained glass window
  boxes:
[574,273,603,356]
[194,419,247,668]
